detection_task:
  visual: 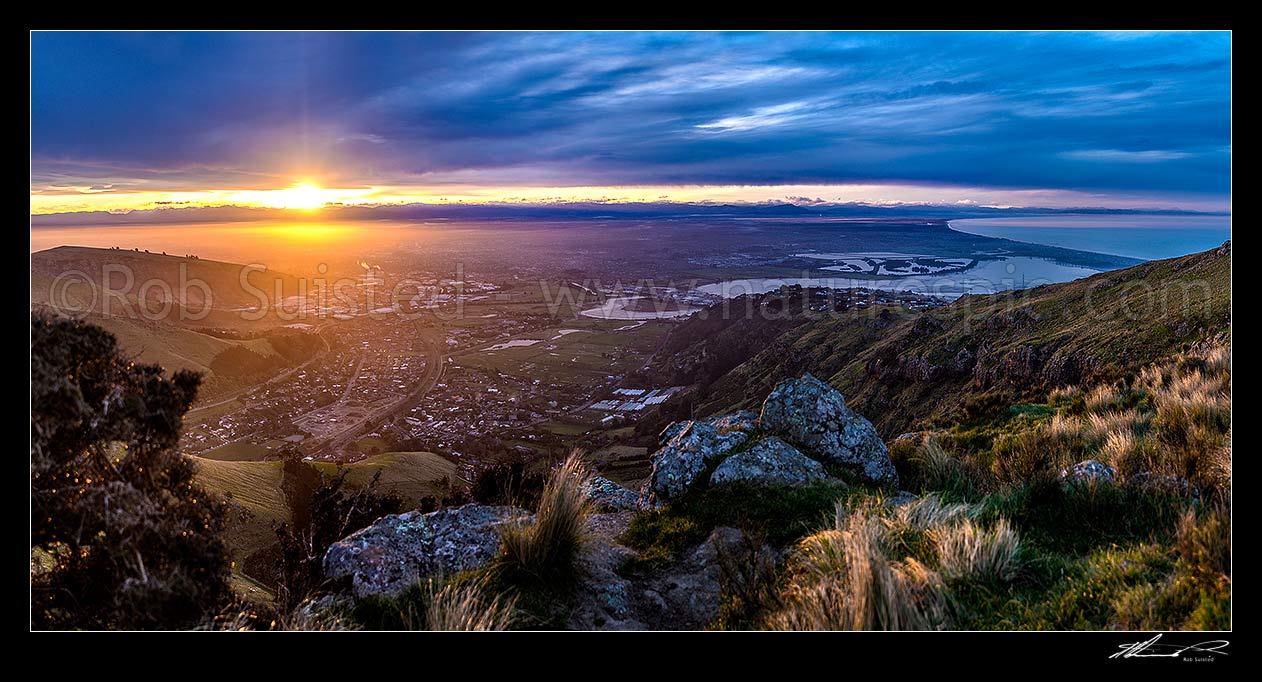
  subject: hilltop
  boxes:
[30,246,322,402]
[30,245,304,317]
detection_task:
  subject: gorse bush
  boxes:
[31,312,232,629]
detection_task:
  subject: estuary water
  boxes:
[947,214,1230,261]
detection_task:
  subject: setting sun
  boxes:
[265,183,333,210]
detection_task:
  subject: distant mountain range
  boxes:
[30,201,1229,227]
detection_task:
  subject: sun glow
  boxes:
[261,183,336,210]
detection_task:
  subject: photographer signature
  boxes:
[1111,634,1229,660]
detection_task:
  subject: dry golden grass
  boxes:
[424,579,517,631]
[496,450,593,583]
[932,518,1021,582]
[768,509,948,630]
[767,495,1020,630]
[996,344,1230,488]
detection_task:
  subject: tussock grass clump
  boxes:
[767,494,1021,630]
[495,451,593,585]
[932,518,1021,582]
[768,510,948,630]
[424,579,517,631]
[345,577,517,631]
[986,344,1229,491]
[905,440,993,501]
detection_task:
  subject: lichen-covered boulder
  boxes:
[583,476,640,512]
[640,422,749,507]
[659,421,689,445]
[1059,460,1117,485]
[658,411,759,446]
[758,374,898,486]
[709,436,828,487]
[707,410,760,435]
[1128,471,1194,495]
[323,504,528,599]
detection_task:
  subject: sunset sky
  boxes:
[30,31,1231,215]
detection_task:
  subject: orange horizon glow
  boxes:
[27,181,1231,215]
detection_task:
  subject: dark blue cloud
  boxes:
[31,31,1231,199]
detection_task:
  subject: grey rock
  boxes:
[1129,471,1195,495]
[323,504,528,599]
[1059,460,1118,485]
[583,476,640,512]
[892,432,925,447]
[585,510,635,540]
[659,421,689,445]
[885,490,918,508]
[758,373,898,486]
[568,539,647,630]
[638,527,772,629]
[709,436,829,487]
[658,410,758,446]
[706,410,760,434]
[640,421,749,507]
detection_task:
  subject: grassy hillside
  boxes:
[696,242,1231,436]
[311,452,465,502]
[30,245,303,312]
[31,246,324,402]
[190,457,290,584]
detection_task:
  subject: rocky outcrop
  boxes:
[710,436,828,487]
[707,411,760,435]
[640,422,750,507]
[635,527,753,630]
[323,504,528,599]
[1059,460,1117,485]
[758,374,898,486]
[642,374,896,505]
[659,411,759,445]
[583,476,640,512]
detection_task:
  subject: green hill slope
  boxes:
[310,451,465,501]
[671,242,1231,436]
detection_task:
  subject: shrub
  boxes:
[273,462,405,610]
[470,460,546,509]
[31,312,232,629]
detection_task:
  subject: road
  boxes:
[310,331,446,458]
[186,326,333,417]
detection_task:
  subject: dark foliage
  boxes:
[621,480,856,570]
[469,461,546,509]
[981,472,1195,554]
[31,312,232,629]
[272,454,406,610]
